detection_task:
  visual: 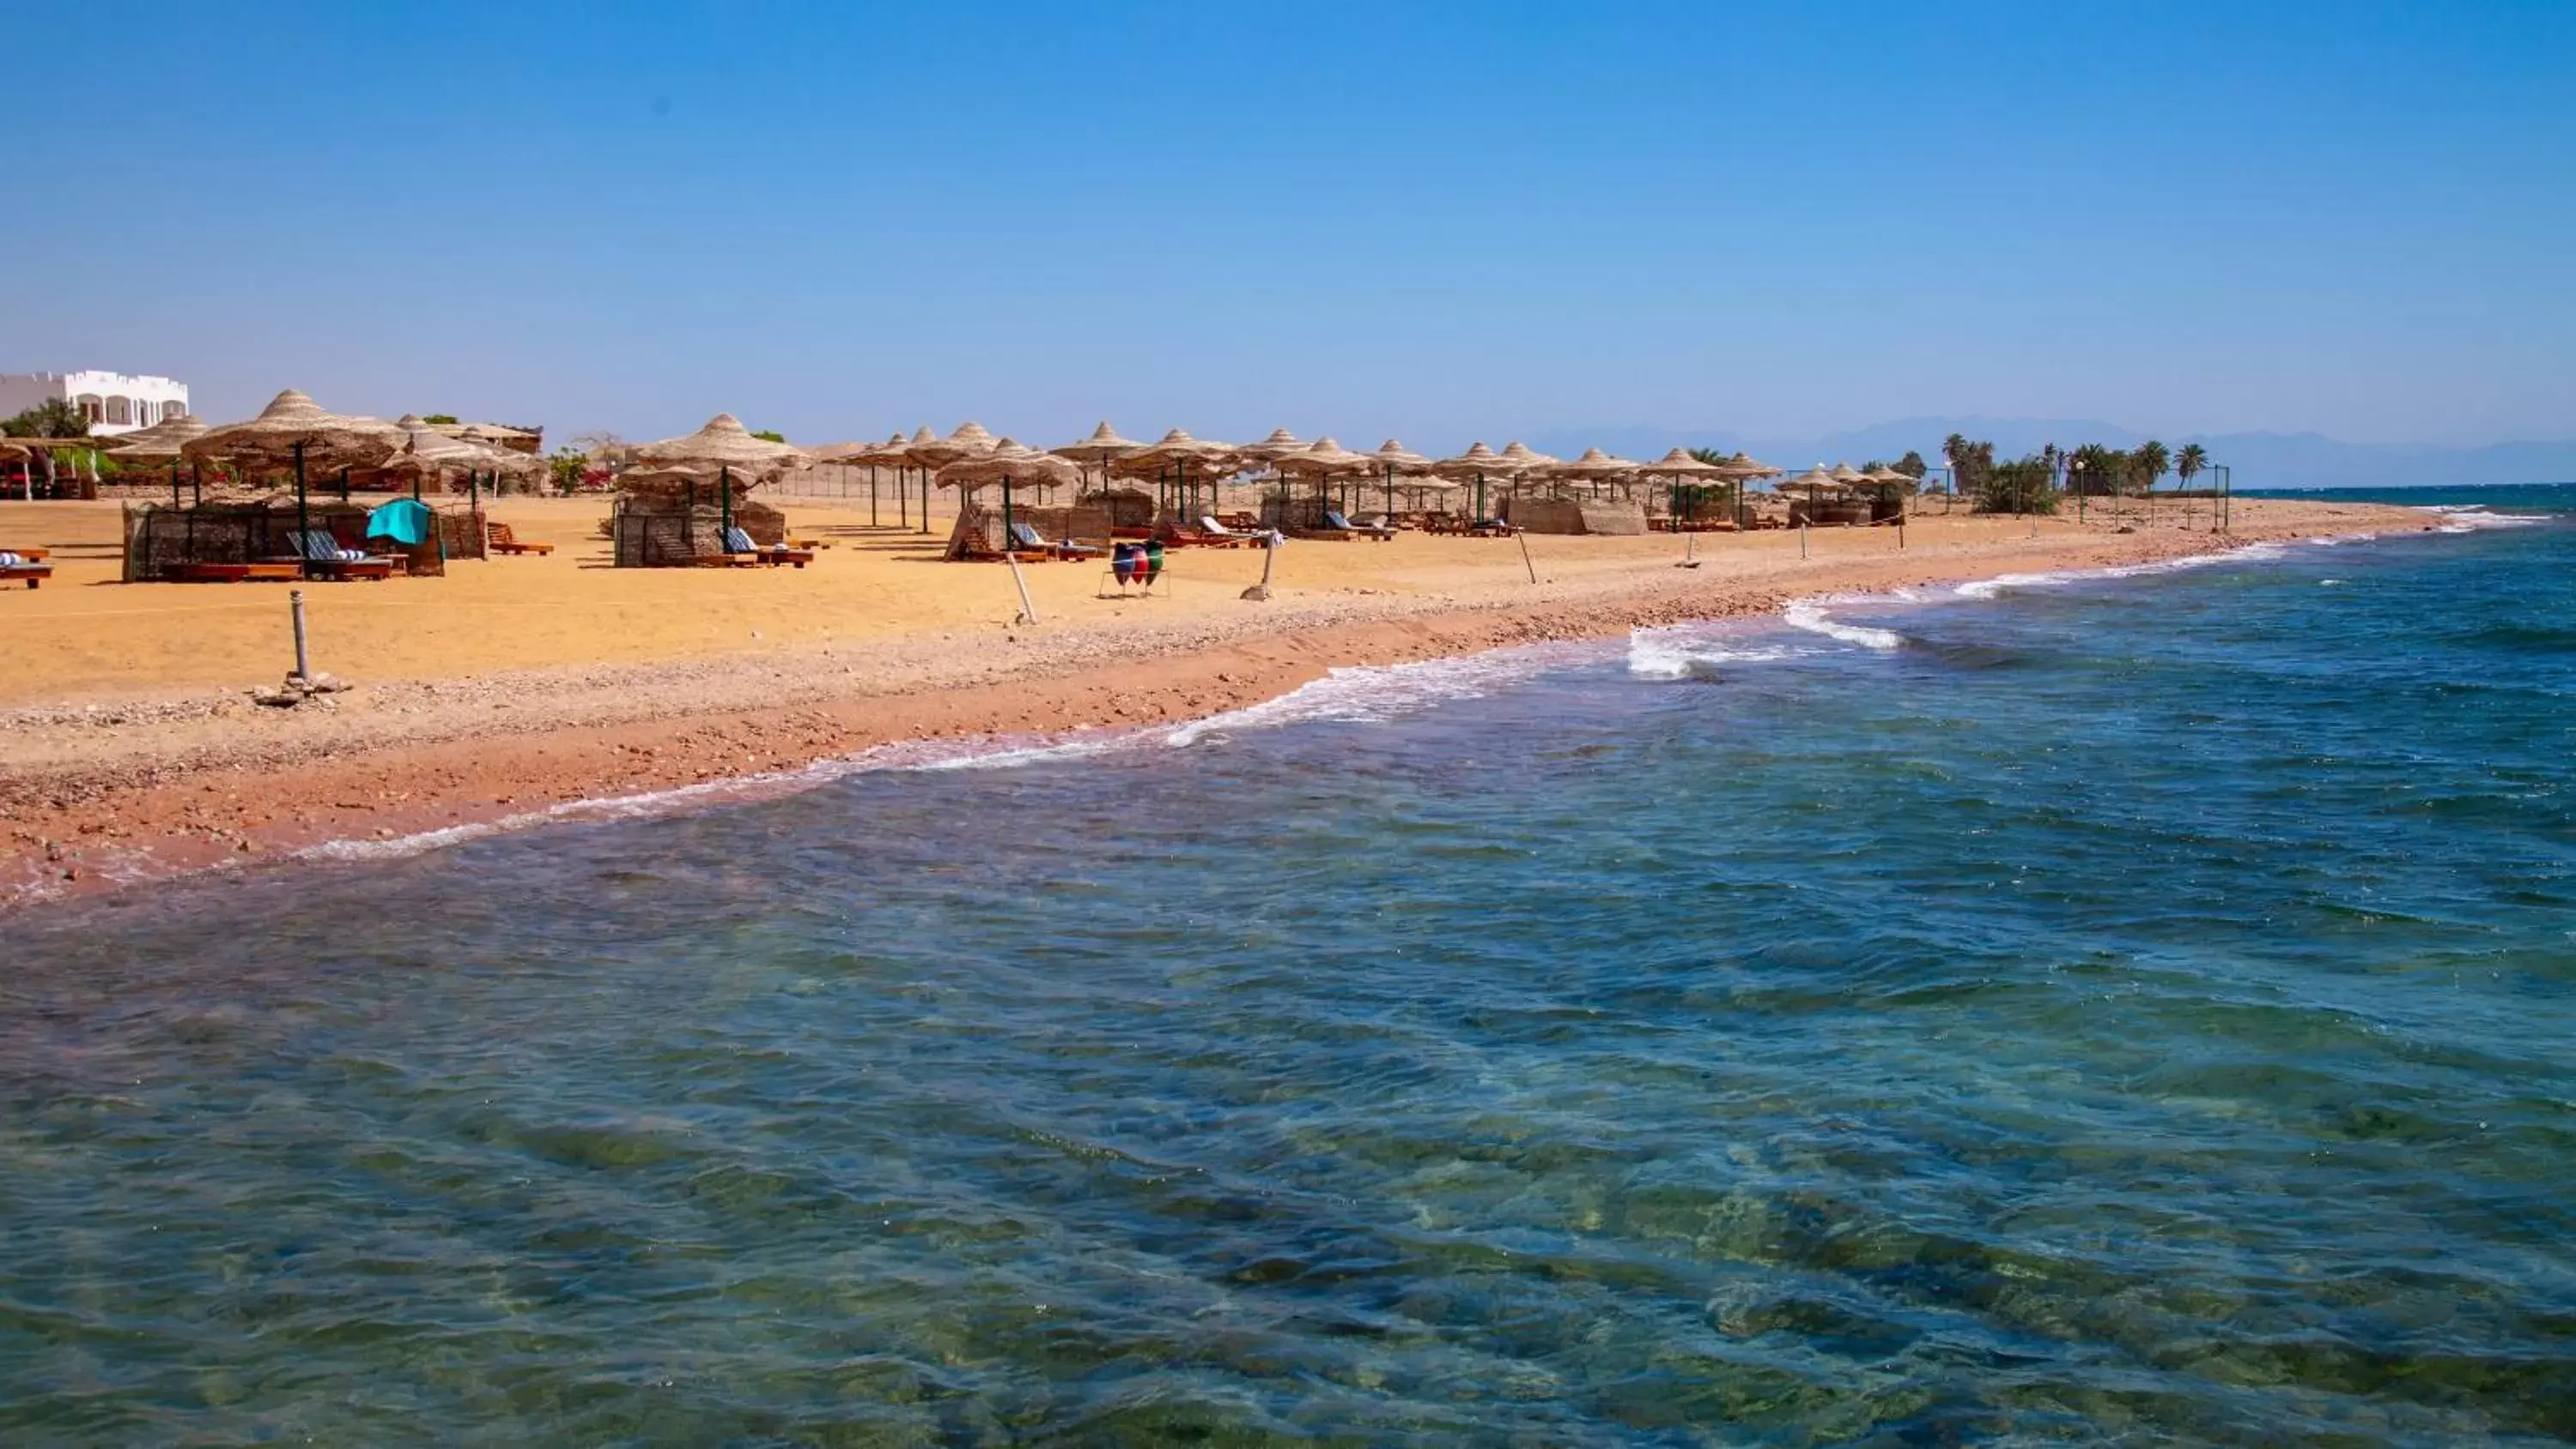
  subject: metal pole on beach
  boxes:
[289,588,310,682]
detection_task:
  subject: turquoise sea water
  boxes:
[5,490,2573,1444]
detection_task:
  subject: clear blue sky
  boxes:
[12,0,2570,452]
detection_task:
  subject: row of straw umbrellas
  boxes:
[796,421,1905,531]
[116,391,1920,543]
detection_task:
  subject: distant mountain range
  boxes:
[1519,417,2576,489]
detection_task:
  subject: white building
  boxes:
[0,370,191,435]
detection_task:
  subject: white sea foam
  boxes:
[1782,599,1905,651]
[2420,504,2545,534]
[1951,542,2293,600]
[1163,643,1593,745]
[1625,624,1801,680]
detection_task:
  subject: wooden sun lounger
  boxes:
[309,559,397,579]
[485,522,555,555]
[275,530,398,579]
[2,562,52,590]
[714,527,813,567]
[165,562,305,584]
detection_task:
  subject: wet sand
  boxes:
[0,495,2427,908]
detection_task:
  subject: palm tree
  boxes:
[1,397,93,440]
[2175,443,2208,487]
[2134,440,2171,493]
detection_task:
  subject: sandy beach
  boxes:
[0,495,2427,908]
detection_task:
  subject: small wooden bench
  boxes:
[2,562,52,590]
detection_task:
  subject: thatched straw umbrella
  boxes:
[638,413,807,474]
[1370,439,1435,517]
[1236,428,1305,463]
[1433,441,1516,523]
[106,412,210,505]
[1779,465,1842,524]
[1535,447,1640,502]
[383,417,540,510]
[938,438,1082,553]
[633,413,806,540]
[1497,442,1560,508]
[896,423,995,536]
[1110,427,1234,523]
[182,390,407,573]
[1638,447,1730,524]
[1272,437,1374,526]
[1051,421,1144,494]
[1710,452,1780,524]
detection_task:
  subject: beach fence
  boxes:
[766,464,969,532]
[120,501,482,581]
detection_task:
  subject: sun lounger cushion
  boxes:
[1009,521,1043,549]
[0,552,21,566]
[723,526,758,554]
[290,530,369,562]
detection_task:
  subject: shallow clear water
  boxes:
[5,494,2573,1444]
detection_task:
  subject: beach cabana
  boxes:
[1109,428,1234,528]
[1638,447,1732,528]
[1268,438,1375,533]
[901,423,997,537]
[1535,447,1636,492]
[1516,449,1647,534]
[1432,441,1517,525]
[177,390,408,579]
[1370,440,1436,520]
[1496,443,1561,511]
[938,440,1084,560]
[631,413,808,545]
[1714,452,1781,527]
[608,464,792,566]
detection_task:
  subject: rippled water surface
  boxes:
[6,494,2573,1443]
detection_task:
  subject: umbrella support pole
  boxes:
[1517,529,1537,585]
[294,442,312,579]
[1005,549,1040,627]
